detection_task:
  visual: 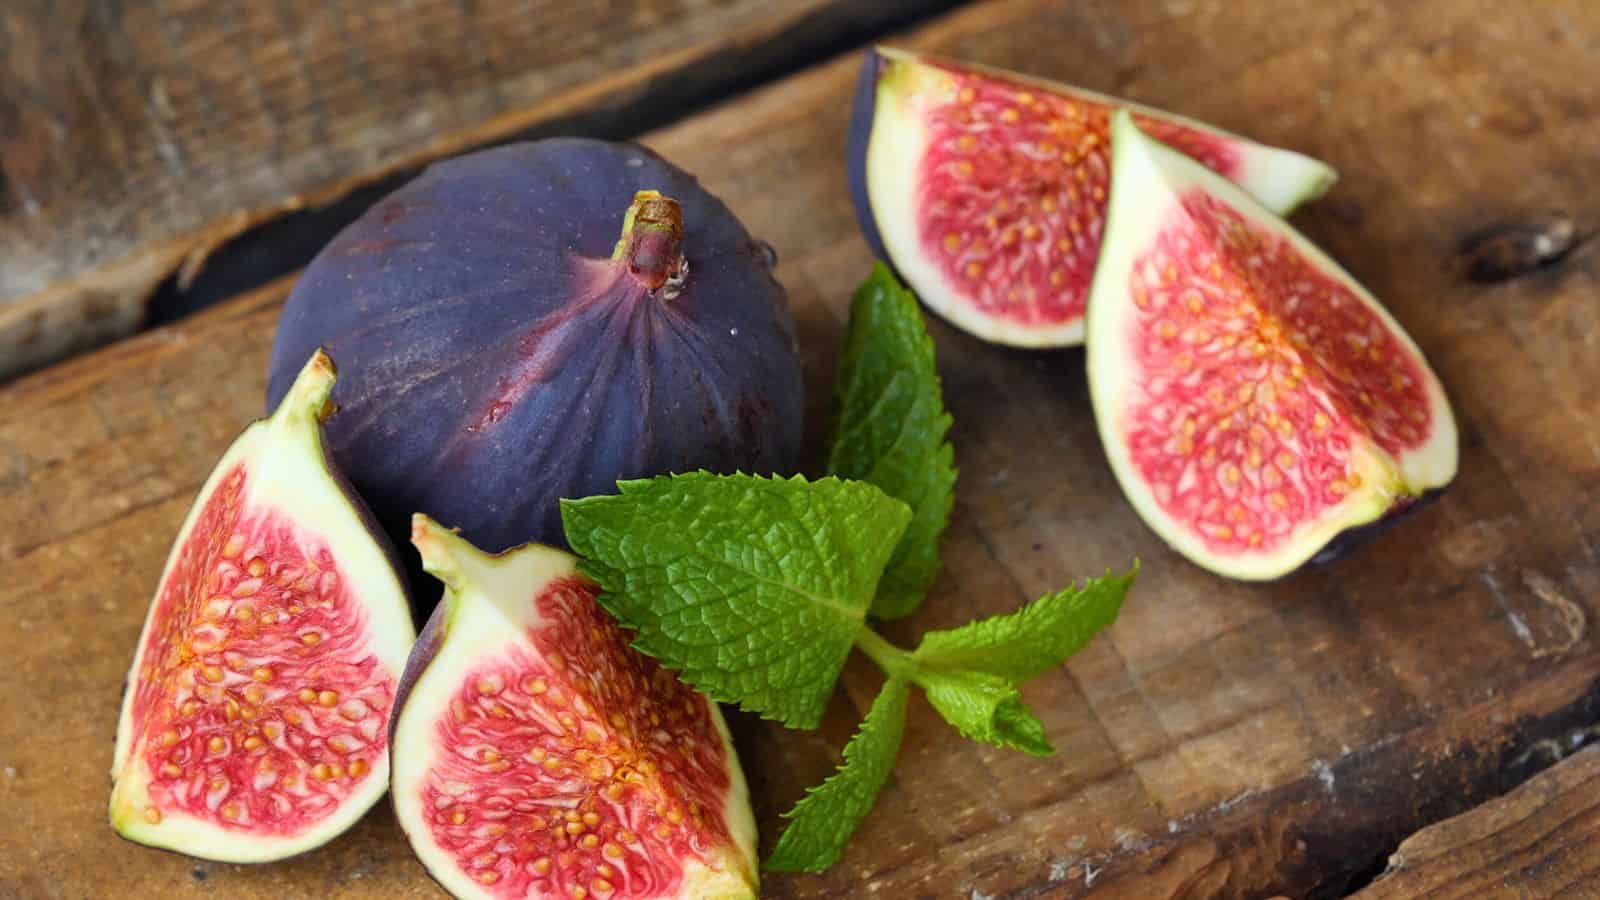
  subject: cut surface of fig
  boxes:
[391,516,757,900]
[1087,112,1457,580]
[109,351,416,861]
[847,46,1338,347]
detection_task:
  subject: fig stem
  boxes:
[410,513,474,594]
[273,349,338,431]
[854,628,914,680]
[612,190,688,298]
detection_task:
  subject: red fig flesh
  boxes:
[391,516,757,899]
[109,351,416,860]
[1087,113,1457,579]
[848,47,1337,347]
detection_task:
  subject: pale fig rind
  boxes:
[109,350,417,861]
[391,516,758,900]
[847,46,1337,348]
[1086,112,1457,580]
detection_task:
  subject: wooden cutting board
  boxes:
[3,0,1598,897]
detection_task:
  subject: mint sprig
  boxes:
[755,568,1133,870]
[827,263,956,620]
[560,268,1138,874]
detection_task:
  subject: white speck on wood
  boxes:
[1523,570,1587,658]
[1483,567,1588,658]
[1483,568,1540,654]
[1216,788,1257,812]
[1505,610,1535,647]
[1312,758,1335,794]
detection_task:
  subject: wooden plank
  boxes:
[2,0,1599,897]
[1350,743,1600,899]
[0,0,949,379]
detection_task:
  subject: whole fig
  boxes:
[268,140,804,563]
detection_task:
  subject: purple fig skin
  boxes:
[1306,488,1447,569]
[267,139,804,565]
[388,596,448,745]
[846,47,892,263]
[314,376,415,611]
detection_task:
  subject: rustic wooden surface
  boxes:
[1349,743,1600,899]
[0,0,948,379]
[4,0,1600,897]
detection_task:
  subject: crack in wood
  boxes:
[1458,216,1592,283]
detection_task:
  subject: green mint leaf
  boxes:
[917,669,1054,756]
[826,264,957,620]
[765,678,911,872]
[991,693,1053,755]
[913,566,1138,683]
[561,473,911,729]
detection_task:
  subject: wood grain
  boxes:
[0,0,949,378]
[3,0,1599,897]
[1351,743,1600,899]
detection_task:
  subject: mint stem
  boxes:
[853,628,914,680]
